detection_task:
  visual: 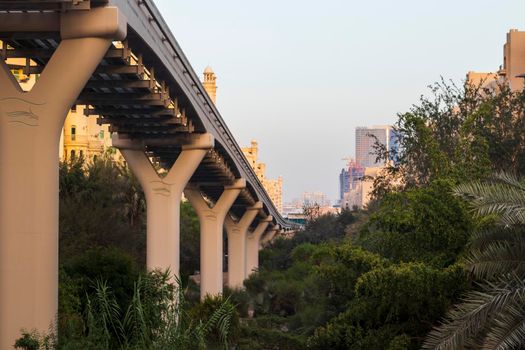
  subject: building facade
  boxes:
[302,191,331,207]
[467,29,525,91]
[355,125,393,168]
[61,105,113,161]
[203,65,217,104]
[241,140,283,213]
[339,168,350,203]
[339,126,395,210]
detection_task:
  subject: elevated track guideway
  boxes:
[0,0,294,346]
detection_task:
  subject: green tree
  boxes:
[372,79,525,198]
[423,173,525,349]
[180,201,200,281]
[359,180,473,267]
[59,155,146,265]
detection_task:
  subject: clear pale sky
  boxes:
[154,0,525,203]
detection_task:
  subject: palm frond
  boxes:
[454,173,525,225]
[465,240,525,279]
[469,226,525,250]
[93,279,125,346]
[482,301,525,350]
[422,274,525,350]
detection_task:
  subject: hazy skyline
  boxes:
[155,0,525,202]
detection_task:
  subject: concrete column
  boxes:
[185,179,246,299]
[113,133,214,279]
[225,202,262,289]
[245,216,273,277]
[261,224,280,246]
[0,7,126,347]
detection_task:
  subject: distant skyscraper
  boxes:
[339,158,365,203]
[350,162,365,188]
[389,128,402,165]
[339,168,350,202]
[355,126,392,167]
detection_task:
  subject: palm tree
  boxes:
[423,173,525,350]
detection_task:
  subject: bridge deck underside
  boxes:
[2,34,259,223]
[0,1,293,230]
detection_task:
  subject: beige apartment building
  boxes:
[467,29,525,91]
[61,105,112,161]
[241,140,283,214]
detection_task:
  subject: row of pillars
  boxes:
[114,135,279,296]
[0,6,280,347]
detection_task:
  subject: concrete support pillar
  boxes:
[113,133,214,279]
[225,202,262,289]
[261,224,280,246]
[185,179,246,299]
[0,7,126,347]
[245,216,273,277]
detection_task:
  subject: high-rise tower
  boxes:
[203,65,217,104]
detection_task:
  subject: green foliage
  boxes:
[315,244,385,314]
[241,172,476,349]
[372,79,525,198]
[359,180,473,267]
[259,210,357,271]
[59,155,146,265]
[424,173,525,349]
[188,295,240,347]
[308,263,466,349]
[238,323,306,350]
[180,202,200,281]
[62,247,140,312]
[30,270,237,350]
[223,287,252,318]
[454,172,525,225]
[387,334,411,350]
[355,263,466,327]
[14,332,40,350]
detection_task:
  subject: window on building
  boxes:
[11,69,20,82]
[79,150,84,159]
[10,68,28,83]
[99,130,104,139]
[71,150,76,159]
[71,126,76,141]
